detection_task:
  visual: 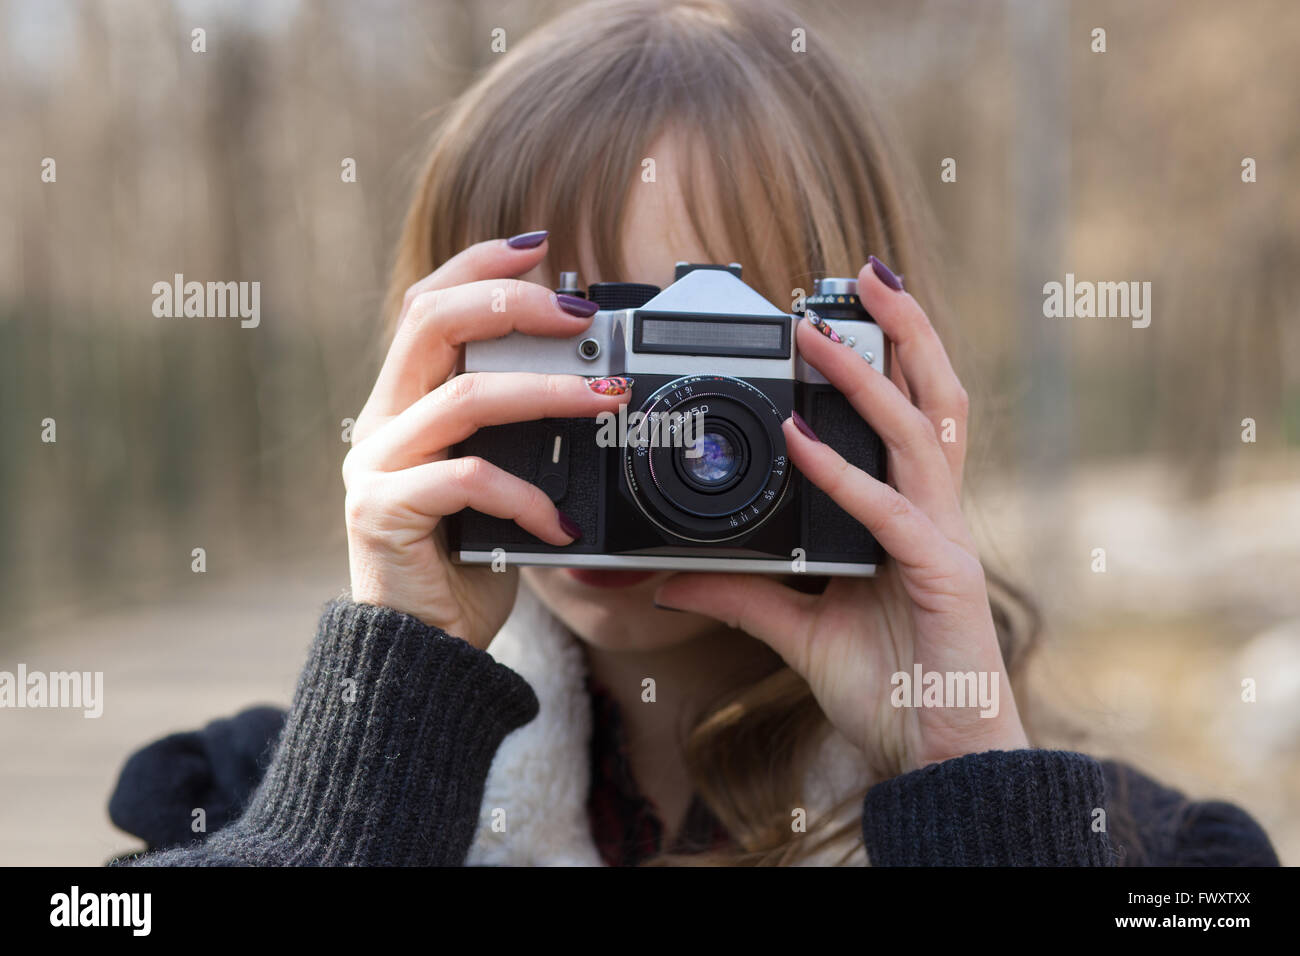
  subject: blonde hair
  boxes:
[384,0,1041,864]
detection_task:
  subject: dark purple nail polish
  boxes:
[653,601,686,613]
[556,293,598,317]
[506,229,549,249]
[558,511,582,541]
[869,255,904,292]
[790,411,820,443]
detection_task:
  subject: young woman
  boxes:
[108,0,1276,866]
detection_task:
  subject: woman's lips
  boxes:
[564,569,658,589]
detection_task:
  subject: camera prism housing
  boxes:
[448,263,889,576]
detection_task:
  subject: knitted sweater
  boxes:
[107,598,1279,867]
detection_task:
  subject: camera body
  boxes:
[448,262,889,575]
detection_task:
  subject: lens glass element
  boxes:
[682,431,738,486]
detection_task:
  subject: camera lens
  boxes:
[676,420,748,494]
[578,338,601,360]
[623,375,790,542]
[684,430,739,485]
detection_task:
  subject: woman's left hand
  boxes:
[652,257,1030,781]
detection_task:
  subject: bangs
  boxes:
[414,0,899,313]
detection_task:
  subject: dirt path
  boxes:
[0,565,340,865]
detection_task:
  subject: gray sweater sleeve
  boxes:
[860,748,1280,866]
[113,600,539,866]
[110,601,1278,867]
[862,749,1115,865]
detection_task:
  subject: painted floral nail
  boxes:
[586,376,634,396]
[805,309,843,343]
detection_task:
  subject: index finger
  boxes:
[396,231,552,328]
[357,232,582,436]
[857,257,969,491]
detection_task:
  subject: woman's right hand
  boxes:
[342,233,629,650]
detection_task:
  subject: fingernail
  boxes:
[558,511,582,541]
[790,411,820,442]
[506,229,549,249]
[586,376,633,396]
[653,601,686,613]
[869,255,904,291]
[556,292,599,317]
[804,308,843,343]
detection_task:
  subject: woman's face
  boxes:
[517,135,750,653]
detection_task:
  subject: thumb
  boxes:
[653,572,815,668]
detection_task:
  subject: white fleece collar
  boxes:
[466,585,870,866]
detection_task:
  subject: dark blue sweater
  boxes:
[106,600,1279,866]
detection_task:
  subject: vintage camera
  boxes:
[447,262,889,575]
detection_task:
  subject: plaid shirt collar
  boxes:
[585,674,731,866]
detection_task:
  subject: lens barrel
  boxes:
[624,375,790,542]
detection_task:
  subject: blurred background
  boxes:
[1,0,1297,865]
